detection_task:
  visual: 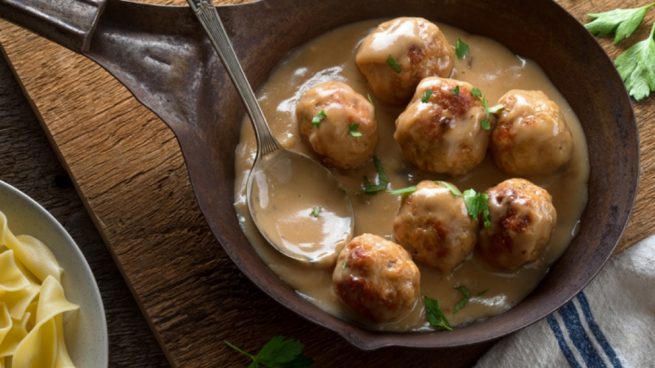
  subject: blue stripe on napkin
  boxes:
[559,301,608,367]
[576,293,623,368]
[547,314,582,368]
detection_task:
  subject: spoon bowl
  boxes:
[187,0,354,264]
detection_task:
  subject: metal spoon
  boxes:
[187,0,354,265]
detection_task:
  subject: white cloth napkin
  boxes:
[475,235,655,368]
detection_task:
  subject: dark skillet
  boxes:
[0,0,638,349]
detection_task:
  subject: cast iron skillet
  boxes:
[0,0,638,349]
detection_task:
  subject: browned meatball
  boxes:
[491,90,573,176]
[393,181,477,273]
[479,179,557,270]
[332,233,420,322]
[355,17,455,105]
[297,81,378,170]
[394,77,490,175]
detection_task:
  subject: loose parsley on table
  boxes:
[362,156,389,194]
[311,110,326,127]
[585,3,655,44]
[615,23,655,101]
[455,38,470,59]
[386,54,402,73]
[424,296,453,331]
[224,336,313,368]
[585,3,655,100]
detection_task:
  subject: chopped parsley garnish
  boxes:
[349,123,363,138]
[309,206,321,218]
[421,89,433,103]
[224,336,313,368]
[616,23,655,100]
[311,110,327,127]
[386,54,402,73]
[452,86,460,96]
[362,156,389,194]
[455,38,470,60]
[389,181,461,197]
[463,189,492,228]
[453,286,471,314]
[585,3,655,44]
[424,296,452,331]
[470,87,503,130]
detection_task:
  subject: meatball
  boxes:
[478,179,557,270]
[297,81,378,170]
[394,77,490,176]
[491,90,573,176]
[355,17,455,105]
[332,233,420,322]
[393,181,477,273]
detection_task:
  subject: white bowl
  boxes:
[0,180,108,367]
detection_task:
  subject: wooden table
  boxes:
[1,0,653,366]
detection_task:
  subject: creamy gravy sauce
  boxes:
[233,20,589,331]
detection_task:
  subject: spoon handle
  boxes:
[187,0,279,155]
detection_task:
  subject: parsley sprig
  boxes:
[389,180,461,197]
[586,4,655,100]
[309,206,321,218]
[463,189,491,229]
[586,3,655,44]
[616,23,655,101]
[453,286,471,314]
[362,156,389,194]
[225,336,313,368]
[349,123,363,138]
[421,89,433,103]
[424,296,452,331]
[470,87,503,130]
[455,38,470,60]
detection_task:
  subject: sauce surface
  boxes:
[233,20,589,331]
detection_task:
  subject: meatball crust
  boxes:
[394,77,490,176]
[297,81,378,170]
[491,90,573,176]
[393,181,477,273]
[355,17,455,105]
[332,233,420,322]
[479,179,557,270]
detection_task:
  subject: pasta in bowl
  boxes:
[0,181,107,367]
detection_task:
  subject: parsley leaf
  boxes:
[424,296,452,331]
[455,38,470,59]
[453,286,471,314]
[362,156,389,194]
[349,123,363,138]
[452,86,460,96]
[469,88,502,130]
[615,23,655,101]
[389,181,461,197]
[309,206,321,217]
[388,185,417,196]
[421,89,433,103]
[463,189,492,228]
[311,110,326,127]
[471,87,482,98]
[225,336,313,368]
[586,3,655,44]
[386,55,402,73]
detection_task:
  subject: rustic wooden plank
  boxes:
[0,0,652,366]
[0,48,168,367]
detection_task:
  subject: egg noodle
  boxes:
[0,211,78,367]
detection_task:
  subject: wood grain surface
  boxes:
[1,0,653,367]
[0,48,168,367]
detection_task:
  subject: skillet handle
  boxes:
[0,0,106,52]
